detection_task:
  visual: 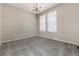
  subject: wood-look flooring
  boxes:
[0,36,79,56]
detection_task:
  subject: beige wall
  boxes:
[38,4,79,45]
[1,3,79,45]
[0,4,2,45]
[2,4,37,42]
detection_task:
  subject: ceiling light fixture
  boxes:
[31,3,41,14]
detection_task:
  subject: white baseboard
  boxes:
[39,35,79,46]
[1,35,79,46]
[2,35,37,43]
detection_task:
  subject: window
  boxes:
[39,11,57,32]
[47,11,57,32]
[40,15,46,32]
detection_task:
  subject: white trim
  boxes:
[39,35,79,46]
[1,35,79,46]
[2,35,37,43]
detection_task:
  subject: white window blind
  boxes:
[40,15,46,32]
[47,11,57,32]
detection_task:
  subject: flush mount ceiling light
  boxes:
[31,3,42,14]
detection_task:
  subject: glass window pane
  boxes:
[40,15,46,32]
[47,11,57,32]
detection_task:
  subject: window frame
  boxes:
[47,10,57,32]
[39,10,57,33]
[39,14,46,32]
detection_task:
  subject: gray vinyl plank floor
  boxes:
[0,36,79,56]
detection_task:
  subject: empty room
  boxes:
[0,3,79,56]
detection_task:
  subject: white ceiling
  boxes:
[7,3,58,14]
